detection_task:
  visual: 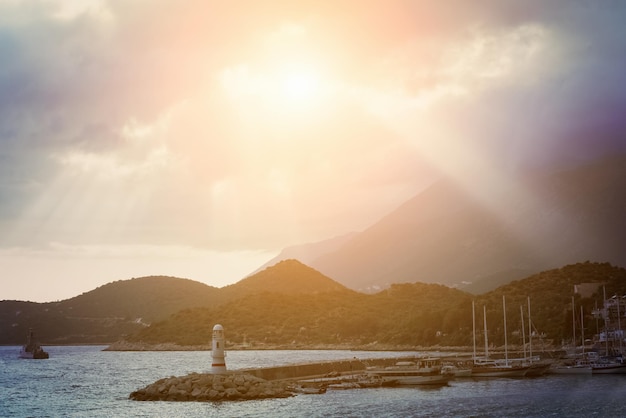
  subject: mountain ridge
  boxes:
[0,260,347,344]
[123,261,626,349]
[284,155,626,293]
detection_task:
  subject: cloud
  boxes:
[1,1,626,300]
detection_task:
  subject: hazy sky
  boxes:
[2,0,626,302]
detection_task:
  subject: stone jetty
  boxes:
[129,356,435,402]
[130,372,293,401]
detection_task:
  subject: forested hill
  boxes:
[124,281,472,348]
[0,260,347,345]
[0,276,221,344]
[469,262,626,348]
[122,261,626,349]
[3,260,624,347]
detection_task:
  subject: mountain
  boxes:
[125,280,472,348]
[252,233,358,274]
[298,155,626,293]
[220,259,350,300]
[124,262,626,349]
[0,276,221,345]
[4,260,624,348]
[0,260,346,345]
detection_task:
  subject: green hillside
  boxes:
[0,276,221,344]
[471,261,626,347]
[123,261,626,349]
[126,282,471,347]
[3,260,624,348]
[219,259,349,298]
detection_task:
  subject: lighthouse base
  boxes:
[211,362,227,374]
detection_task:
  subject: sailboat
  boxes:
[19,328,49,359]
[591,291,626,374]
[471,297,529,378]
[550,301,592,374]
[521,297,552,376]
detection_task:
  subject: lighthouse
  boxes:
[211,324,227,373]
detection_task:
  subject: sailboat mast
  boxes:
[520,305,526,361]
[503,295,508,366]
[618,296,623,355]
[572,296,576,348]
[604,286,608,356]
[580,306,585,355]
[528,297,533,359]
[472,300,476,362]
[483,305,489,359]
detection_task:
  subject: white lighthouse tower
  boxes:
[210,324,227,373]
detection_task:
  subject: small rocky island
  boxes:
[130,372,293,401]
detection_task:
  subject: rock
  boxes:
[224,387,241,399]
[129,372,294,402]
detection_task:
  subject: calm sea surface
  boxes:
[1,345,625,417]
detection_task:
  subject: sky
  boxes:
[2,0,626,302]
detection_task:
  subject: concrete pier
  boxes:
[130,356,419,402]
[240,356,418,381]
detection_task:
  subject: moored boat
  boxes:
[327,381,361,390]
[289,384,327,394]
[591,356,626,374]
[549,361,593,375]
[471,298,530,378]
[326,374,385,389]
[523,360,553,377]
[442,364,472,377]
[19,329,49,359]
[365,357,453,386]
[471,359,529,378]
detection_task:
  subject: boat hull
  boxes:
[549,365,593,375]
[19,348,49,359]
[471,366,529,378]
[367,370,451,386]
[592,364,626,374]
[379,374,451,386]
[525,363,552,377]
[366,357,452,386]
[392,374,452,386]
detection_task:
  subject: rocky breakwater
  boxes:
[130,372,293,402]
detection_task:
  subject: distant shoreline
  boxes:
[103,340,460,352]
[102,340,546,354]
[4,341,562,357]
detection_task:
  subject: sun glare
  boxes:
[281,71,320,101]
[221,62,329,114]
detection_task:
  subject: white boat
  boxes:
[591,357,626,374]
[441,364,472,377]
[327,381,361,390]
[326,374,384,389]
[289,384,327,394]
[19,329,49,359]
[365,357,452,386]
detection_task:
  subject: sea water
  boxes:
[1,346,625,417]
